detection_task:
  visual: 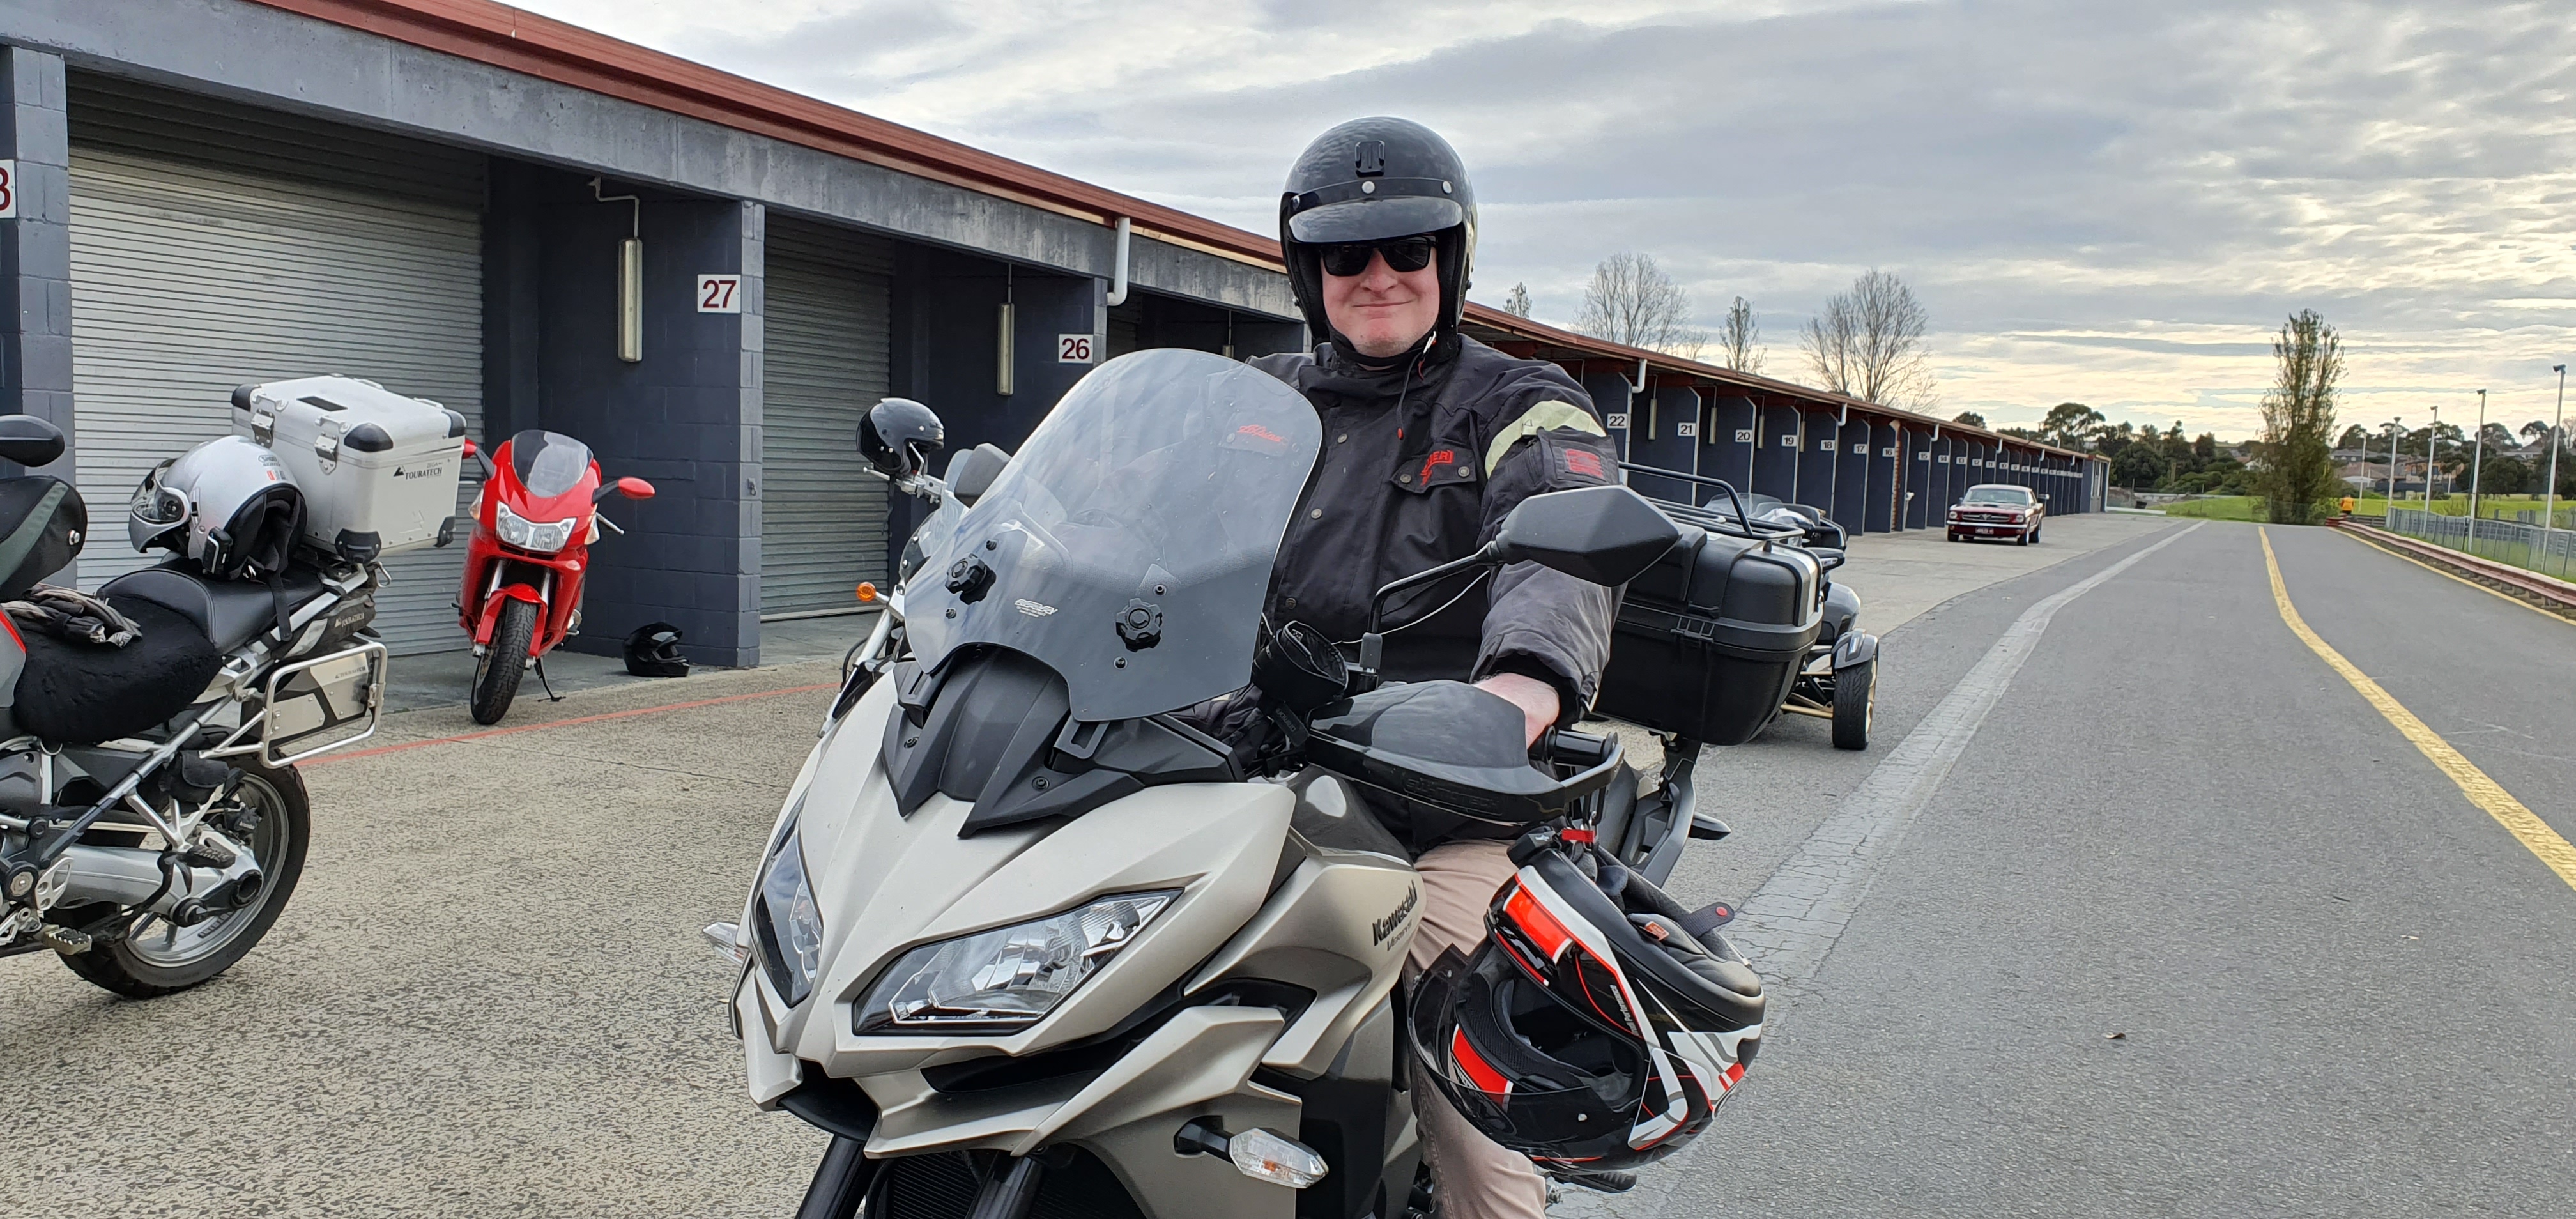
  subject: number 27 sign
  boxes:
[696,273,742,313]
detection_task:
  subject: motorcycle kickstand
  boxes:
[534,657,564,703]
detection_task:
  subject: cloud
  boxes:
[514,0,2576,438]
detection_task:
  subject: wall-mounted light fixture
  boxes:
[997,264,1016,397]
[592,177,643,363]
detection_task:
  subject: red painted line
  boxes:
[309,682,839,766]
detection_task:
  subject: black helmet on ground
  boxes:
[859,397,945,480]
[1278,116,1478,350]
[624,622,690,678]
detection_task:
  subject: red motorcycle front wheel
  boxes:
[470,598,542,725]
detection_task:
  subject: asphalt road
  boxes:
[1615,519,2576,1217]
[8,516,2572,1218]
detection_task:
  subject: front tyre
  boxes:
[470,598,542,725]
[60,761,311,998]
[1832,657,1876,751]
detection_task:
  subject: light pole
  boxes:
[2467,389,2487,551]
[2383,417,2402,522]
[2425,404,2440,512]
[2549,365,2566,537]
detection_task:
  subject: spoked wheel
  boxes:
[470,599,541,725]
[1832,657,1877,751]
[60,761,311,998]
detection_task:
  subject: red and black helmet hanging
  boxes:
[1409,835,1765,1174]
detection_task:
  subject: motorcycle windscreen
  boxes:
[903,348,1321,722]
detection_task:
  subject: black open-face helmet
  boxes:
[1409,834,1765,1175]
[859,397,946,480]
[1279,117,1477,352]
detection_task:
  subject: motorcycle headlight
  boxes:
[494,502,579,553]
[854,891,1178,1034]
[754,826,826,1007]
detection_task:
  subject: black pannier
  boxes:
[1595,516,1821,746]
[0,476,86,602]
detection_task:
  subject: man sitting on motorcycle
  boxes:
[1248,116,1622,1219]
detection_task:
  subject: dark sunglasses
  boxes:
[1318,238,1437,277]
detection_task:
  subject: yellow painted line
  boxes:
[2261,528,2576,892]
[2333,526,2573,627]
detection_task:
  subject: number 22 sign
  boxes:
[696,273,742,313]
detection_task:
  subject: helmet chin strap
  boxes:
[1330,326,1438,372]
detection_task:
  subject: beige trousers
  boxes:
[1407,839,1549,1219]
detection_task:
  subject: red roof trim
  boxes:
[242,0,1284,264]
[244,0,2097,462]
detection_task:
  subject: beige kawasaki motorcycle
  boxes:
[710,349,1750,1218]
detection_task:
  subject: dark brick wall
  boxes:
[505,167,760,666]
[1580,371,1632,465]
[0,48,70,469]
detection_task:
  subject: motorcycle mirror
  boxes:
[860,397,946,480]
[1810,547,1847,572]
[459,438,477,460]
[944,443,1011,508]
[0,414,66,468]
[1252,620,1348,714]
[597,476,654,503]
[1490,485,1682,586]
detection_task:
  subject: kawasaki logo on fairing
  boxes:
[1372,884,1420,947]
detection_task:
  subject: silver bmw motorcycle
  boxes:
[715,349,1747,1218]
[0,416,389,997]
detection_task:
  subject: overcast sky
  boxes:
[518,0,2573,440]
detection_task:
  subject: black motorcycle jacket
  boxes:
[1250,332,1620,726]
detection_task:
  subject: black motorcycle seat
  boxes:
[12,596,222,746]
[100,562,325,654]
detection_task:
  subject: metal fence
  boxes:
[2384,508,2576,582]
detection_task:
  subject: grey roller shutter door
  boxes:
[760,220,894,617]
[67,146,484,656]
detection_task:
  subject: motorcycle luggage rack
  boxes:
[204,639,389,767]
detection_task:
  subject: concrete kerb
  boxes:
[2333,518,2576,619]
[341,657,845,760]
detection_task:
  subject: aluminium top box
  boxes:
[231,376,468,563]
[1595,516,1823,746]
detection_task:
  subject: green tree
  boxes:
[2256,310,2343,524]
[2112,443,2164,489]
[2042,401,2106,449]
[2337,424,2370,449]
[1952,410,1988,428]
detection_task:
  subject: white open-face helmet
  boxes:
[128,435,307,580]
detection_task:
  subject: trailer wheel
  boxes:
[1832,657,1876,750]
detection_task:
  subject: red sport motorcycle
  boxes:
[457,429,654,724]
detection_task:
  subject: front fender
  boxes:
[473,584,548,646]
[1833,631,1879,670]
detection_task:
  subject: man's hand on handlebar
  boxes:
[1475,672,1560,748]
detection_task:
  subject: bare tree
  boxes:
[1574,252,1705,356]
[1799,269,1935,408]
[1717,296,1764,374]
[1501,282,1533,318]
[2256,309,2343,525]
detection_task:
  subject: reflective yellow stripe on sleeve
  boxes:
[1484,400,1607,476]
